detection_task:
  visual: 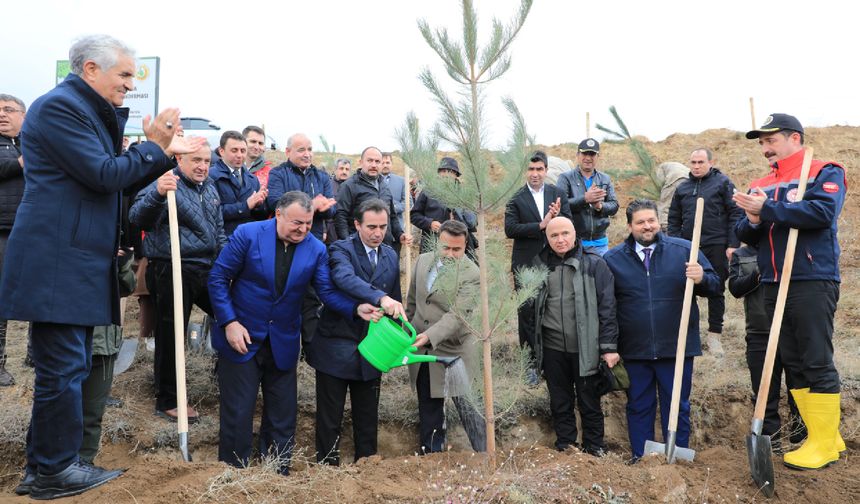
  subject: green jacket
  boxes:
[531,245,618,377]
[92,255,136,356]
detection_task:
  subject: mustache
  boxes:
[764,151,777,158]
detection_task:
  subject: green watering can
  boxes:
[358,315,460,372]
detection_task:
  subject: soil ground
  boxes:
[1,127,858,503]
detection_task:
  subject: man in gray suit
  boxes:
[406,220,486,453]
[380,152,407,228]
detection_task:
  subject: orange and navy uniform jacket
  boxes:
[735,148,846,284]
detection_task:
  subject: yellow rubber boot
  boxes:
[791,388,845,453]
[783,392,840,470]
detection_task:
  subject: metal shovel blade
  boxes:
[746,433,775,498]
[113,338,139,376]
[644,432,695,463]
[179,432,193,462]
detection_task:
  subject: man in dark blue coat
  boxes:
[306,198,406,465]
[209,130,268,236]
[0,35,204,499]
[265,133,336,347]
[208,191,381,475]
[603,199,720,461]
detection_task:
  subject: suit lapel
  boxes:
[352,235,375,280]
[523,186,542,222]
[257,220,277,297]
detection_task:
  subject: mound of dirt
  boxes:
[1,126,858,503]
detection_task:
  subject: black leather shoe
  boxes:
[30,461,123,500]
[13,469,36,495]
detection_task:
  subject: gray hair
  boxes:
[335,157,351,167]
[277,191,313,212]
[286,133,309,149]
[69,35,135,75]
[0,94,26,113]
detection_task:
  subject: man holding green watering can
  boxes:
[406,220,486,453]
[307,198,406,465]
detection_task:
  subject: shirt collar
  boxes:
[528,184,545,195]
[634,241,653,255]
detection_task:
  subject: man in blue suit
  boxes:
[208,191,383,475]
[603,199,720,462]
[0,35,204,499]
[307,198,406,465]
[209,130,268,236]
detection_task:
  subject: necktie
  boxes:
[233,169,243,186]
[643,247,652,273]
[369,249,377,273]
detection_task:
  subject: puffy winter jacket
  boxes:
[735,148,846,283]
[265,160,334,240]
[0,134,24,230]
[603,233,721,360]
[668,167,743,247]
[555,168,619,242]
[130,168,227,265]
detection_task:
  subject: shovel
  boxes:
[113,338,139,376]
[747,146,813,498]
[167,190,192,462]
[643,197,703,463]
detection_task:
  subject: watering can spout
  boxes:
[403,352,437,366]
[432,355,461,368]
[358,316,465,372]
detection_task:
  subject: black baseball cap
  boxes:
[578,138,600,153]
[438,156,461,176]
[745,113,804,139]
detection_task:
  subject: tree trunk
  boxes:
[476,211,496,466]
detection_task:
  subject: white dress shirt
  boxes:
[634,241,654,262]
[529,184,545,219]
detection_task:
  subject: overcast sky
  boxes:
[3,0,858,153]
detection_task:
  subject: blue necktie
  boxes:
[643,247,652,272]
[369,249,377,273]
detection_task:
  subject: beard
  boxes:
[634,233,657,247]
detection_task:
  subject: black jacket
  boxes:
[335,171,404,246]
[0,134,24,230]
[555,168,619,241]
[130,168,227,266]
[411,191,478,253]
[504,183,572,273]
[728,245,769,338]
[667,168,743,248]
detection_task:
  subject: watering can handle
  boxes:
[397,315,417,343]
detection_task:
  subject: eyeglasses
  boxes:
[0,107,23,114]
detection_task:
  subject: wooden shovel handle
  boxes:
[668,197,704,432]
[753,147,814,423]
[403,164,413,297]
[167,191,190,435]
